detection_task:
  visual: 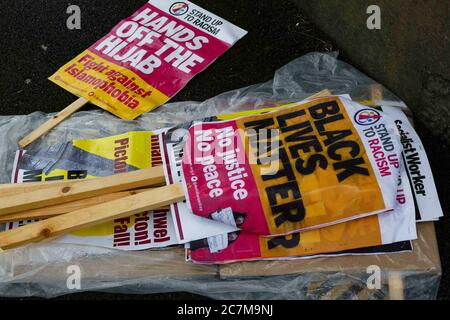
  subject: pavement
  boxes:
[0,0,448,300]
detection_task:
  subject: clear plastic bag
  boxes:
[0,52,440,299]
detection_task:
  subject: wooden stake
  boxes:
[0,184,185,250]
[370,84,384,103]
[0,188,156,223]
[18,97,89,149]
[373,86,405,301]
[0,177,161,198]
[0,166,166,216]
[388,271,405,300]
[0,180,71,197]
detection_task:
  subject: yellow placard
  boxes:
[49,51,169,120]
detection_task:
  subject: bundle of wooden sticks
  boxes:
[0,166,184,250]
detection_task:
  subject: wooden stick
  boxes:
[371,86,405,300]
[0,167,166,197]
[388,271,405,300]
[370,84,384,103]
[0,188,157,223]
[0,184,185,250]
[0,180,73,197]
[372,85,405,300]
[18,97,89,149]
[0,166,166,216]
[0,177,162,198]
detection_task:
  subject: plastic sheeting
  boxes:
[0,52,440,299]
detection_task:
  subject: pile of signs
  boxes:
[1,95,443,266]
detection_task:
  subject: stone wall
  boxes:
[293,0,449,143]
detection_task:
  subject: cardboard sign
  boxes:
[49,0,247,120]
[188,156,416,264]
[181,97,404,236]
[381,106,444,222]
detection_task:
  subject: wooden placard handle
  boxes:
[0,180,75,197]
[0,188,156,223]
[0,166,166,216]
[388,271,405,300]
[0,184,185,250]
[18,97,89,149]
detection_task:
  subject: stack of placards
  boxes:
[3,96,442,264]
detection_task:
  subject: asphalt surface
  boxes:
[0,0,448,300]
